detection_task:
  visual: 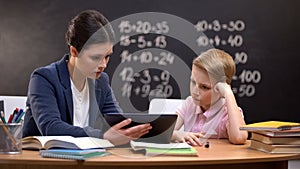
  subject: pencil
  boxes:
[0,111,6,124]
[0,122,18,150]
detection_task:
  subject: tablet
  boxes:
[103,113,177,143]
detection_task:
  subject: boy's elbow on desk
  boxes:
[229,133,248,145]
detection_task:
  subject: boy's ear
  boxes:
[70,46,78,57]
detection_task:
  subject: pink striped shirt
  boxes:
[176,96,243,139]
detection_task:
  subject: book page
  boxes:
[23,136,74,148]
[70,137,114,149]
[23,136,114,150]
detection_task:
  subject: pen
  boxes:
[204,141,210,148]
[0,111,6,124]
[16,109,26,123]
[8,108,18,123]
[7,114,14,123]
[13,109,23,123]
[11,108,21,123]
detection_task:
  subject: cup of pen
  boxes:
[0,123,22,154]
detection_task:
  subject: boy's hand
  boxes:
[173,130,206,146]
[214,82,232,97]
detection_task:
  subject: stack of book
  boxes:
[130,140,198,156]
[240,121,300,153]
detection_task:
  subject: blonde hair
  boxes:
[193,49,236,84]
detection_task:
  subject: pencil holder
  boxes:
[0,123,22,154]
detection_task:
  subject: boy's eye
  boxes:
[190,79,196,85]
[199,84,211,90]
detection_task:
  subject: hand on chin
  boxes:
[192,97,200,105]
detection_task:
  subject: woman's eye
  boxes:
[91,56,102,61]
[91,56,99,60]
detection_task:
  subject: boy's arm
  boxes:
[215,82,248,144]
[172,113,205,146]
[171,113,184,141]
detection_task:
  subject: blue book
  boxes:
[40,149,110,160]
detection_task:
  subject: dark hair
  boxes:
[65,10,115,52]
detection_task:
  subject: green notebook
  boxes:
[130,140,198,156]
[145,147,198,156]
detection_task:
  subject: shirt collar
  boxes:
[194,98,225,118]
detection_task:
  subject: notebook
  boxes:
[130,141,197,156]
[40,149,110,160]
[240,121,300,131]
[103,113,177,143]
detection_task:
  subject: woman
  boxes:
[22,10,151,146]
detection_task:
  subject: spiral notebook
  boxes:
[40,149,110,160]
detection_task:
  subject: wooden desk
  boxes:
[0,139,299,169]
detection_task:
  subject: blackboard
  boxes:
[0,0,299,123]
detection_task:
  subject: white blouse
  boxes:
[70,78,90,128]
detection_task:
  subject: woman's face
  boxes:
[190,65,219,110]
[76,43,113,79]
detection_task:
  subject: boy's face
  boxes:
[190,65,219,111]
[76,43,113,79]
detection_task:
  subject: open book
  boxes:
[240,121,300,131]
[22,136,114,150]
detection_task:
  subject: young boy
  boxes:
[172,49,248,145]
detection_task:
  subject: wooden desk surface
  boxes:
[0,139,300,169]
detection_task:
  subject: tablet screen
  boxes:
[103,113,177,143]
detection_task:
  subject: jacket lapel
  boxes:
[57,54,74,123]
[88,79,104,129]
